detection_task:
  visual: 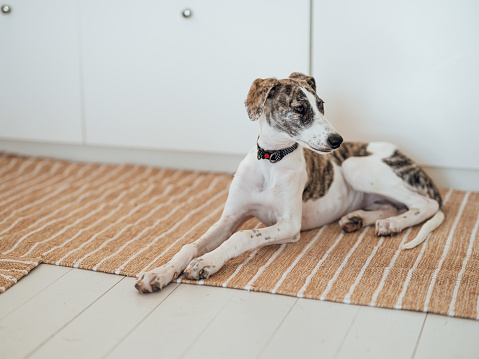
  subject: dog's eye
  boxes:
[294,105,305,114]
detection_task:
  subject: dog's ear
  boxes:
[289,72,316,93]
[244,78,280,121]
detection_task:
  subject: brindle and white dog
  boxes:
[135,72,444,293]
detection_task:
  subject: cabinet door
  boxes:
[0,0,83,144]
[313,0,479,170]
[81,0,309,154]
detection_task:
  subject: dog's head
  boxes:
[245,72,342,153]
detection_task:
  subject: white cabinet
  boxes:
[80,0,310,154]
[313,0,479,170]
[0,0,83,144]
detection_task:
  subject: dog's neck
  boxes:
[257,117,298,151]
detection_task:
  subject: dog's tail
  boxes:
[402,209,445,250]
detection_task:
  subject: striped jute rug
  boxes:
[1,152,478,320]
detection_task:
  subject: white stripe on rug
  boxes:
[343,237,385,304]
[48,204,124,263]
[0,259,39,265]
[92,176,213,271]
[0,164,142,242]
[16,167,169,256]
[80,175,207,269]
[320,227,369,301]
[0,164,111,227]
[117,178,227,274]
[0,161,54,200]
[369,227,412,307]
[138,194,226,274]
[297,232,344,298]
[394,235,429,310]
[0,273,17,283]
[271,225,328,294]
[448,210,479,316]
[244,244,286,291]
[0,162,76,208]
[221,224,262,288]
[0,157,21,179]
[393,189,453,310]
[423,191,470,312]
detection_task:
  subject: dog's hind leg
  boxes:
[374,192,439,237]
[342,155,441,239]
[339,203,404,233]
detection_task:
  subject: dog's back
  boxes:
[303,141,442,208]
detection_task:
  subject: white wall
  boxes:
[2,0,479,190]
[312,0,479,171]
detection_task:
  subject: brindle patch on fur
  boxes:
[263,79,318,137]
[303,142,371,201]
[383,150,443,208]
[302,148,335,201]
[289,72,316,93]
[244,73,324,135]
[244,78,280,121]
[329,142,371,165]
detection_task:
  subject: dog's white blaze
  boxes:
[298,87,338,150]
[301,87,322,117]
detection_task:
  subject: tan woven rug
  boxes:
[1,152,478,320]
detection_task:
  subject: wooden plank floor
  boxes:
[1,264,478,359]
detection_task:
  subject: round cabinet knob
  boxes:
[182,9,192,18]
[1,4,11,14]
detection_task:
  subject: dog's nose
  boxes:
[327,134,343,149]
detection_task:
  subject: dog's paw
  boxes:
[135,265,177,293]
[375,219,400,237]
[184,257,218,280]
[340,216,363,233]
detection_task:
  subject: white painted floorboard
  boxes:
[1,264,478,359]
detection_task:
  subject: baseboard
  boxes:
[0,139,244,173]
[1,139,478,191]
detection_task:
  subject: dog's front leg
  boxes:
[184,218,301,280]
[135,213,247,293]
